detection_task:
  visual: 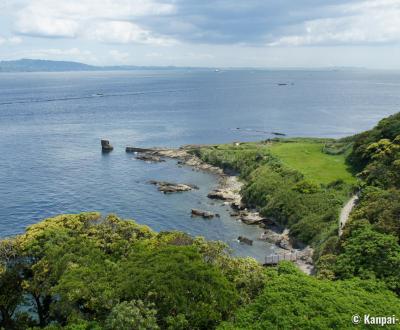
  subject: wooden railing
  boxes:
[264,252,298,265]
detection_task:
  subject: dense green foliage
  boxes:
[218,262,400,330]
[2,214,398,329]
[194,141,353,259]
[348,112,400,172]
[0,213,267,329]
[335,220,400,292]
[319,112,400,293]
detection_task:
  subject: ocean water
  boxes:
[1,69,399,261]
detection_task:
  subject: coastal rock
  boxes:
[294,247,315,275]
[259,218,278,227]
[126,146,154,153]
[238,236,253,245]
[231,201,246,210]
[276,237,291,250]
[101,139,114,152]
[125,146,225,175]
[148,180,198,193]
[207,189,236,201]
[275,229,292,250]
[135,154,165,163]
[239,213,266,225]
[191,209,215,219]
[259,229,282,243]
[297,246,314,264]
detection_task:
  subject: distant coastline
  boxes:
[0,58,212,73]
[0,58,368,73]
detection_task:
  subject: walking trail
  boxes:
[339,195,358,237]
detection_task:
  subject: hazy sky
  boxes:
[1,0,400,68]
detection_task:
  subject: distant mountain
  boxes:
[0,59,205,72]
[0,59,98,72]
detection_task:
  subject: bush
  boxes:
[335,220,400,293]
[218,262,400,330]
[0,213,241,329]
[105,300,159,330]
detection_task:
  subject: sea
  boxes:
[1,69,399,261]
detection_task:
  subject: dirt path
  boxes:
[339,195,358,237]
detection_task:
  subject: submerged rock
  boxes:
[238,236,253,246]
[148,180,198,193]
[136,154,165,163]
[101,139,114,152]
[191,209,215,219]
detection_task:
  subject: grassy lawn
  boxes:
[268,139,356,185]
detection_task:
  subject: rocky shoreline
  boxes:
[126,144,314,274]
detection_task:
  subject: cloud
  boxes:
[8,36,23,44]
[14,0,176,44]
[142,0,400,46]
[140,0,353,44]
[16,16,79,38]
[269,0,400,46]
[86,21,176,45]
[0,36,22,46]
[9,0,400,48]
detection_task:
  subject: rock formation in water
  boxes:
[149,180,198,193]
[135,154,165,163]
[238,236,253,245]
[191,209,216,219]
[207,189,237,201]
[101,139,114,152]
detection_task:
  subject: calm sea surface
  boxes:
[1,69,399,260]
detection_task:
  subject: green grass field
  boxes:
[268,139,356,185]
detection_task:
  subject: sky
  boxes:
[1,0,400,68]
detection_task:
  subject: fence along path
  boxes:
[264,252,298,265]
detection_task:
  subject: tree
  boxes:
[350,187,400,239]
[1,213,242,329]
[347,112,400,171]
[0,239,26,329]
[359,136,400,188]
[105,300,159,330]
[119,245,239,329]
[219,262,400,330]
[336,220,400,292]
